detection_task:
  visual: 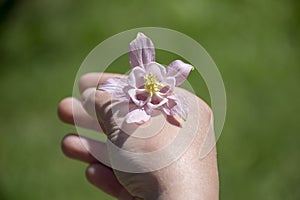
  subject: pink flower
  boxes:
[100,33,194,124]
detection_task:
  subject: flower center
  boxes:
[144,73,163,97]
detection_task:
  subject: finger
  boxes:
[79,72,125,94]
[82,88,117,135]
[58,97,105,132]
[61,134,110,166]
[86,163,133,200]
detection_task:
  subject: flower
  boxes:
[99,32,194,124]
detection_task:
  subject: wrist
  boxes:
[157,178,219,200]
[155,151,219,200]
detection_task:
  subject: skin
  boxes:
[58,72,219,200]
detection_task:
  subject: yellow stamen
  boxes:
[144,73,164,97]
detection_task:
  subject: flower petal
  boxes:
[129,32,155,68]
[144,62,166,82]
[99,77,130,101]
[162,94,188,120]
[147,97,168,110]
[166,60,194,86]
[160,77,176,95]
[128,88,149,107]
[125,108,151,124]
[128,66,146,88]
[173,94,189,120]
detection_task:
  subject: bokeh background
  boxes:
[1,0,299,199]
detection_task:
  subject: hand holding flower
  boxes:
[58,33,219,200]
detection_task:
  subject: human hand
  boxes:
[58,72,219,200]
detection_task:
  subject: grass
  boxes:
[0,0,299,199]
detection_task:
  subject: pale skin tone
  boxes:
[58,72,219,200]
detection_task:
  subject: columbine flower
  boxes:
[100,32,194,124]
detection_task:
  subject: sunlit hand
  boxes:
[58,72,219,200]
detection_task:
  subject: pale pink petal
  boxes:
[173,94,189,120]
[160,77,176,95]
[162,94,188,120]
[147,97,168,110]
[129,32,155,68]
[128,66,146,88]
[144,62,166,82]
[128,88,149,107]
[162,96,176,115]
[99,77,130,101]
[166,60,194,86]
[125,108,151,124]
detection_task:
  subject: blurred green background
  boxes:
[0,0,299,199]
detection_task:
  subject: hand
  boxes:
[58,72,219,200]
